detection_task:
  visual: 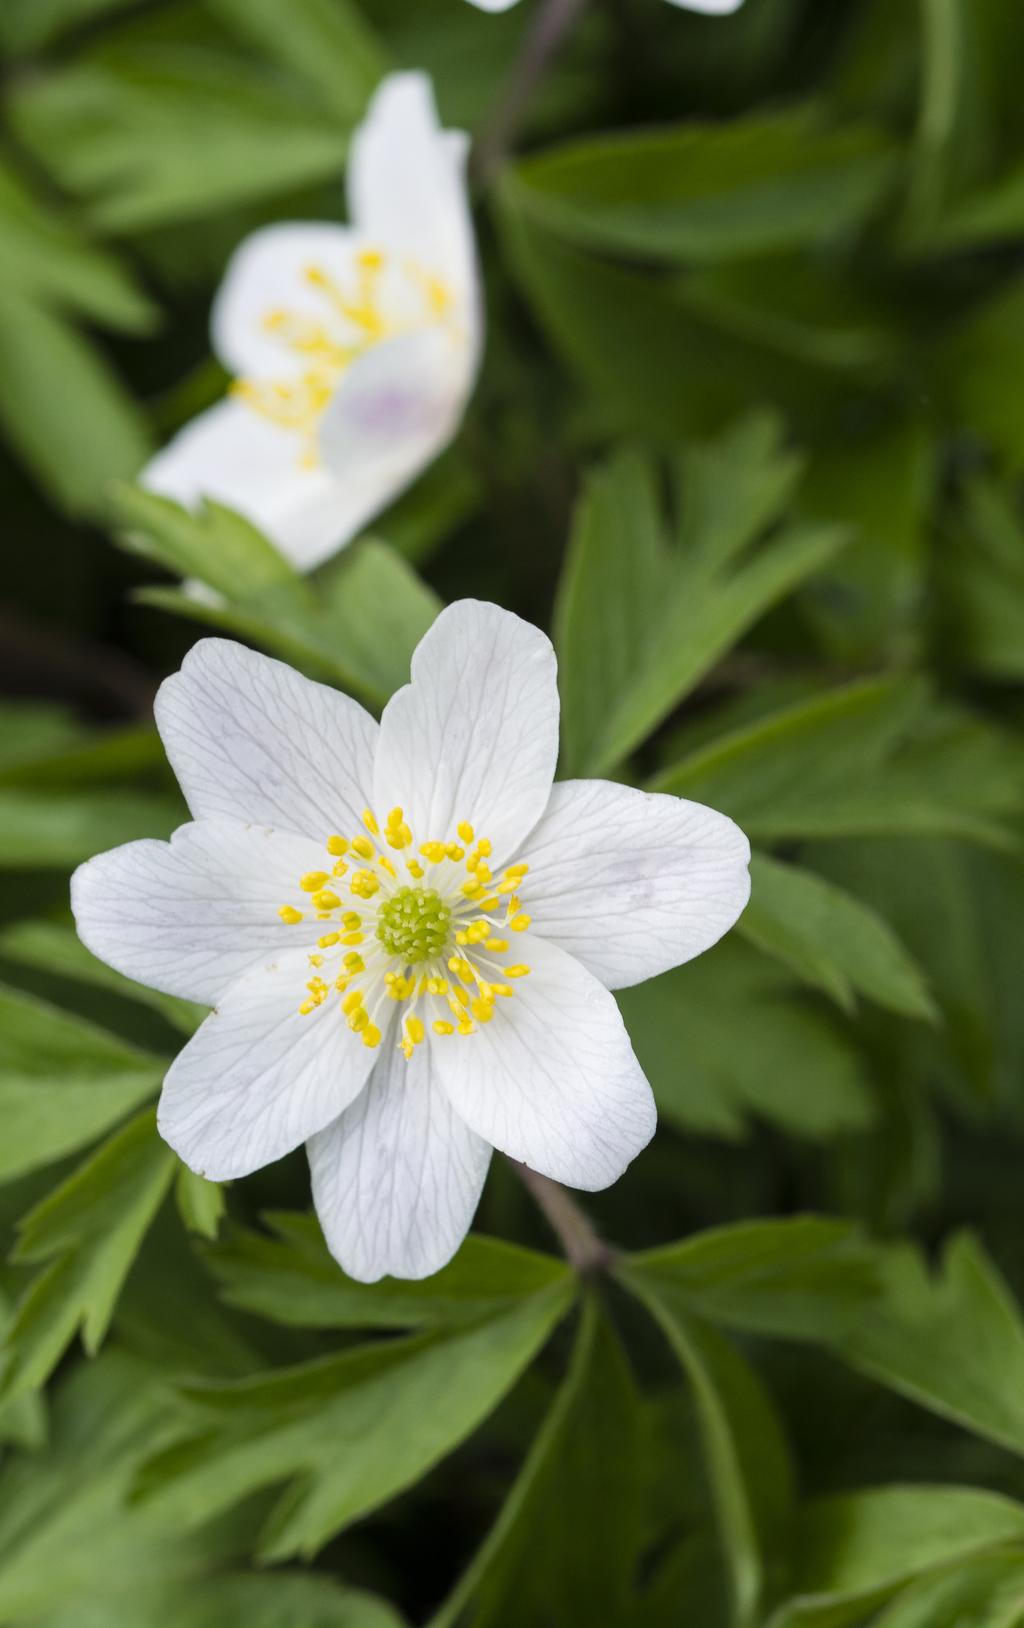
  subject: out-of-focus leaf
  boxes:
[940,474,1024,680]
[740,854,938,1020]
[767,1486,1024,1628]
[175,1168,225,1242]
[0,0,131,55]
[654,685,1024,847]
[0,983,163,1185]
[429,1297,643,1628]
[0,921,204,1038]
[120,490,441,707]
[500,183,901,442]
[0,157,153,331]
[836,1233,1024,1460]
[8,49,351,232]
[135,1280,576,1561]
[0,1110,175,1405]
[0,789,179,868]
[209,0,384,123]
[509,109,897,264]
[42,1572,407,1628]
[0,291,151,513]
[940,278,1024,472]
[617,1217,879,1344]
[0,718,164,789]
[207,1213,568,1330]
[797,416,932,663]
[619,940,874,1143]
[554,438,845,775]
[625,1275,795,1628]
[868,1553,1024,1628]
[0,1290,45,1455]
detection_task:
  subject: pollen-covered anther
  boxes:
[279,905,304,924]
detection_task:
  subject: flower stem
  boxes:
[509,1159,612,1274]
[473,0,590,184]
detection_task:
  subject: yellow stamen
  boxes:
[279,905,303,925]
[300,871,329,892]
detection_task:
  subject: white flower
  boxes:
[467,0,743,12]
[141,73,480,572]
[71,603,750,1282]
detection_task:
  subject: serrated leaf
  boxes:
[207,1212,568,1330]
[554,434,846,776]
[618,941,874,1144]
[134,1280,575,1560]
[0,1111,176,1404]
[9,49,353,232]
[767,1486,1024,1628]
[0,982,164,1185]
[617,1217,879,1344]
[740,854,938,1020]
[175,1167,225,1242]
[209,0,384,123]
[837,1232,1024,1459]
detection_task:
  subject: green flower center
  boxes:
[376,886,452,964]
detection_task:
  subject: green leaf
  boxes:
[0,290,151,514]
[619,941,874,1143]
[209,0,384,123]
[9,49,354,232]
[653,683,1024,847]
[0,921,204,1038]
[114,485,302,600]
[0,788,180,868]
[510,108,897,265]
[429,1296,643,1628]
[0,1351,239,1623]
[624,1275,795,1628]
[618,1217,879,1344]
[939,277,1024,473]
[868,1552,1024,1628]
[767,1486,1024,1628]
[120,493,442,709]
[135,1280,576,1560]
[0,156,153,331]
[554,436,846,775]
[940,473,1024,681]
[0,1110,176,1404]
[0,0,130,55]
[740,853,938,1020]
[837,1232,1024,1459]
[68,1573,410,1628]
[175,1168,226,1242]
[207,1212,569,1330]
[0,983,164,1185]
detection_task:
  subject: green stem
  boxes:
[472,0,591,184]
[509,1158,612,1273]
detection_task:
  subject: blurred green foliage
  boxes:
[4,0,1024,1623]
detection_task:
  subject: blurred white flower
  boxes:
[142,73,480,572]
[71,602,750,1282]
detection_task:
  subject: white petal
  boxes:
[665,0,745,10]
[308,1040,491,1282]
[516,780,750,990]
[348,73,477,301]
[373,600,559,863]
[317,327,473,519]
[155,638,378,839]
[158,948,384,1180]
[71,819,330,1006]
[140,398,356,572]
[464,0,520,8]
[210,222,358,380]
[434,935,656,1191]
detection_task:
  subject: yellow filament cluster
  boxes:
[232,247,455,464]
[278,807,532,1059]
